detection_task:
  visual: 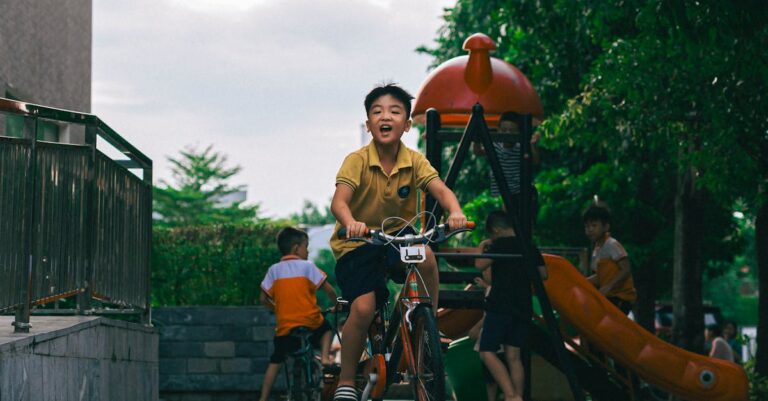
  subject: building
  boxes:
[0,0,92,143]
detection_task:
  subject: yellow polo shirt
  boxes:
[330,141,439,259]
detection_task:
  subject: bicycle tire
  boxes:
[409,305,445,401]
[291,358,323,401]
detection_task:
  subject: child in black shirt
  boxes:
[475,210,547,401]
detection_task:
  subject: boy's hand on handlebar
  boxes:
[446,212,467,231]
[345,221,368,238]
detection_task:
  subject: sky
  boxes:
[92,0,456,218]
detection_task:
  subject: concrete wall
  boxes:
[0,0,91,112]
[0,316,158,401]
[154,307,278,401]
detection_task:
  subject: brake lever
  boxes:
[444,227,473,239]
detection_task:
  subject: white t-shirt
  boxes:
[710,337,735,362]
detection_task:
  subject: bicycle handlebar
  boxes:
[337,221,475,245]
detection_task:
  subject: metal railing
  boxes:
[0,98,152,331]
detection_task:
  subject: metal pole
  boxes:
[425,108,441,232]
[78,125,98,314]
[520,114,585,401]
[13,116,38,333]
[143,164,153,326]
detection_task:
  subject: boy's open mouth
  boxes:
[380,125,392,133]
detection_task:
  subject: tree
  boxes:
[290,199,335,225]
[422,0,765,358]
[420,0,678,333]
[153,145,258,227]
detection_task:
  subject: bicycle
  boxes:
[332,220,474,401]
[283,326,324,401]
[283,309,341,401]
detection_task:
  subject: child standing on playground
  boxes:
[582,201,636,314]
[475,210,548,401]
[468,267,508,401]
[473,112,541,217]
[258,227,337,401]
[329,83,467,401]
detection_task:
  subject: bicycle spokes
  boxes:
[409,305,444,401]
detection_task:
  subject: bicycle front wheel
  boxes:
[409,305,445,401]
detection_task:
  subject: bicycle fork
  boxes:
[398,268,425,383]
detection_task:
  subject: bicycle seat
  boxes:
[289,326,313,339]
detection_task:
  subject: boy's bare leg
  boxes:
[421,247,440,312]
[258,362,282,401]
[486,381,499,401]
[320,329,333,365]
[505,345,524,399]
[338,292,376,387]
[480,351,520,401]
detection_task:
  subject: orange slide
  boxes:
[542,254,748,401]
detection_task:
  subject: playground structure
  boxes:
[412,33,749,401]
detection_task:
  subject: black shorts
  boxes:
[334,227,415,307]
[608,297,633,315]
[478,311,529,352]
[270,319,331,364]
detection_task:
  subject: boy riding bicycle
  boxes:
[329,83,467,401]
[258,227,338,401]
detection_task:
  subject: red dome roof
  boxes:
[412,33,543,127]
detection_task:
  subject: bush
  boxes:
[152,223,282,305]
[746,359,768,401]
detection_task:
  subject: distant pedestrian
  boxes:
[723,320,742,363]
[705,323,735,362]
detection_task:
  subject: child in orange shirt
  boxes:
[583,202,636,314]
[258,227,337,401]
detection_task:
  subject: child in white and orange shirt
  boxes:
[258,227,337,401]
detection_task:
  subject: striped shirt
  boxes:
[261,255,327,336]
[489,142,521,196]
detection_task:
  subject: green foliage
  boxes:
[424,0,765,304]
[313,248,340,309]
[154,145,258,228]
[291,199,335,225]
[746,359,768,401]
[460,190,502,244]
[704,266,759,325]
[152,223,281,305]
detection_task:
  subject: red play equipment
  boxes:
[418,33,749,401]
[412,33,543,128]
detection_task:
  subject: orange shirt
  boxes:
[591,235,636,302]
[261,255,327,336]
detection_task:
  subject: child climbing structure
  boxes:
[412,33,748,401]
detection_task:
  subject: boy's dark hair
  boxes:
[276,227,308,255]
[706,323,723,337]
[485,210,514,234]
[499,112,518,124]
[364,83,414,119]
[582,201,612,225]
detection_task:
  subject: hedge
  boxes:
[152,223,282,306]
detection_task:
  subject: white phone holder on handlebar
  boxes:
[400,245,426,263]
